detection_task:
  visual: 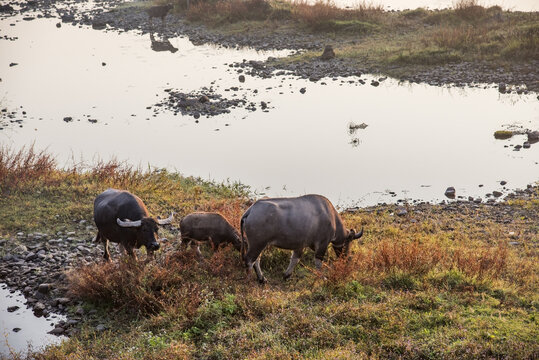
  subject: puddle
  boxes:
[0,284,66,356]
[1,17,538,207]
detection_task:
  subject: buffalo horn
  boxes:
[354,227,364,239]
[116,218,142,227]
[157,213,174,225]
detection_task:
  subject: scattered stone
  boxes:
[95,324,107,332]
[33,302,46,316]
[198,95,210,103]
[396,208,408,217]
[371,80,379,87]
[38,283,53,294]
[238,75,245,83]
[523,142,530,149]
[493,191,503,198]
[63,117,73,122]
[527,131,539,143]
[101,62,106,66]
[9,63,18,67]
[444,187,456,199]
[13,328,21,333]
[299,87,306,94]
[500,181,507,186]
[56,22,61,28]
[48,326,65,336]
[7,306,19,313]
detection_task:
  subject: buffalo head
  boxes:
[333,227,363,258]
[116,213,173,253]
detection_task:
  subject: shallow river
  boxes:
[1,16,537,207]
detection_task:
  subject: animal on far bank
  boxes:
[146,4,173,27]
[240,194,364,283]
[93,189,173,261]
[179,212,241,256]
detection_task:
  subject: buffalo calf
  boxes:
[179,212,241,256]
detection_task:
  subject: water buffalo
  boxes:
[146,4,173,26]
[93,189,173,261]
[179,212,241,256]
[240,194,363,283]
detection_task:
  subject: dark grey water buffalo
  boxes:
[146,4,173,26]
[179,212,241,255]
[93,189,173,261]
[240,194,363,283]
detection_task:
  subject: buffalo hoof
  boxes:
[258,277,268,284]
[283,272,292,280]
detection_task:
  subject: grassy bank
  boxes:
[170,0,539,76]
[1,146,538,359]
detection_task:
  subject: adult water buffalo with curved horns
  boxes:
[240,194,363,283]
[93,189,173,261]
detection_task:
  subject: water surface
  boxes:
[1,17,537,208]
[0,284,65,356]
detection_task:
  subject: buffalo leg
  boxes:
[103,239,111,262]
[314,248,327,270]
[283,249,303,279]
[244,245,266,283]
[179,237,191,251]
[253,258,266,284]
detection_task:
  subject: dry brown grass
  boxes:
[186,0,271,23]
[453,0,486,20]
[291,0,383,29]
[0,144,56,192]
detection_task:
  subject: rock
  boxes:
[500,181,507,186]
[38,283,53,294]
[91,21,107,30]
[498,83,506,93]
[396,208,408,217]
[0,4,14,12]
[260,101,267,109]
[444,187,456,199]
[101,62,106,66]
[7,306,19,313]
[48,327,65,336]
[523,142,530,149]
[56,22,61,28]
[299,88,306,94]
[25,252,37,261]
[75,306,84,316]
[63,117,73,122]
[527,131,539,143]
[371,80,379,87]
[12,328,21,333]
[9,63,18,67]
[238,75,245,83]
[14,244,27,253]
[493,191,503,198]
[33,302,46,316]
[54,297,71,306]
[198,95,210,103]
[95,324,107,332]
[320,45,335,60]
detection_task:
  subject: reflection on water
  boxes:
[0,17,537,208]
[0,285,65,356]
[150,32,178,53]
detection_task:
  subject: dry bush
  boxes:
[355,238,445,275]
[453,0,486,20]
[68,253,202,316]
[291,0,383,29]
[432,26,487,49]
[0,144,56,191]
[452,242,508,278]
[187,0,271,23]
